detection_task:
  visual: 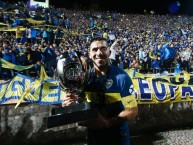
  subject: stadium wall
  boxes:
[1,103,193,145]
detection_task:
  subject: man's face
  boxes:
[89,40,110,69]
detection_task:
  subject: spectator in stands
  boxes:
[65,18,70,31]
[31,27,38,45]
[48,28,55,45]
[15,43,27,66]
[179,56,189,71]
[2,41,12,63]
[162,44,171,71]
[42,43,57,77]
[109,39,120,66]
[151,56,161,74]
[2,41,14,78]
[123,58,130,69]
[26,43,42,77]
[42,27,49,43]
[55,27,63,45]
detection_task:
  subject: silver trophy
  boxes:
[46,52,98,128]
[56,51,89,94]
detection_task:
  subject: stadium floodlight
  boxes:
[30,0,49,8]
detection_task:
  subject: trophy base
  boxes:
[46,102,99,128]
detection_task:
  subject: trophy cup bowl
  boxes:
[57,60,86,93]
[46,54,98,128]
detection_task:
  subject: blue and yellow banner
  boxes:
[0,73,66,106]
[125,69,193,104]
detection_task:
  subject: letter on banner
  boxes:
[152,81,167,101]
[0,82,10,103]
[4,75,32,100]
[39,81,61,104]
[138,78,152,101]
[168,85,178,100]
[181,86,193,99]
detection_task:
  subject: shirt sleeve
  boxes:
[119,74,137,108]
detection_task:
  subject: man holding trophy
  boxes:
[60,37,138,145]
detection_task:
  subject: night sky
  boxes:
[15,0,192,15]
[49,0,193,15]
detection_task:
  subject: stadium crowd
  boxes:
[0,1,193,80]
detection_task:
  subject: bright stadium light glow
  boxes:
[30,0,49,8]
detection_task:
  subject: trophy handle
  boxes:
[74,51,91,92]
[75,51,88,72]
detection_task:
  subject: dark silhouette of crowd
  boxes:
[0,1,193,80]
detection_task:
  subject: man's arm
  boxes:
[108,107,138,127]
[110,39,120,51]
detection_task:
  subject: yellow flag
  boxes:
[15,65,49,109]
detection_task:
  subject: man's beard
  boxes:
[98,64,108,70]
[94,61,109,71]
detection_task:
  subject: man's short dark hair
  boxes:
[90,37,107,44]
